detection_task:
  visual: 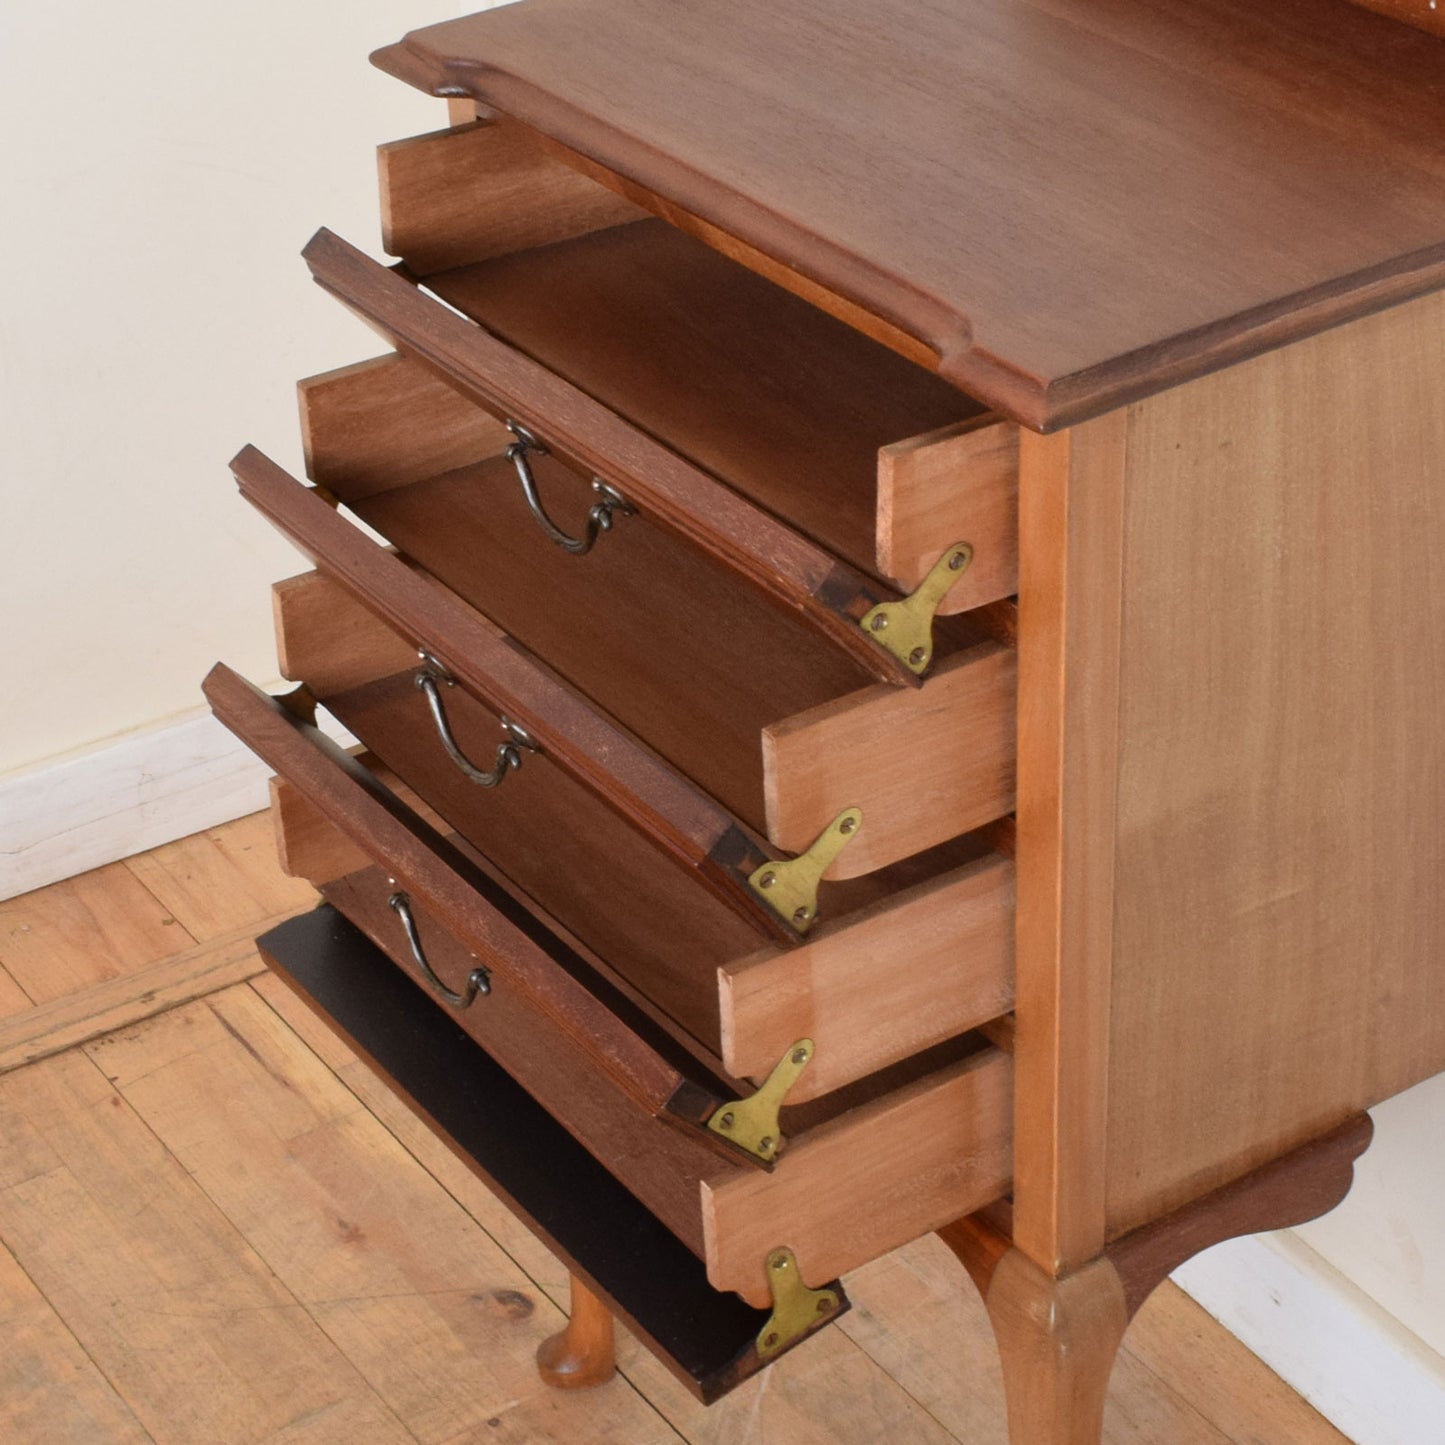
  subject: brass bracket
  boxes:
[757,1247,841,1360]
[707,1039,813,1162]
[747,809,862,934]
[859,541,973,675]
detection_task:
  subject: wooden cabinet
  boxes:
[208,3,1445,1438]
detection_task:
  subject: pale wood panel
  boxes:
[720,855,1014,1100]
[88,986,677,1445]
[0,862,195,1005]
[123,810,316,942]
[297,351,508,500]
[250,971,963,1445]
[0,964,31,1019]
[270,776,370,884]
[763,644,1016,878]
[1106,289,1445,1235]
[273,568,417,694]
[0,924,278,1075]
[1011,413,1129,1273]
[0,1236,153,1444]
[703,1051,1011,1305]
[878,418,1019,614]
[0,1047,410,1443]
[379,119,646,274]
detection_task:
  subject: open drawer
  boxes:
[375,118,1020,603]
[259,426,1017,879]
[306,124,1019,681]
[206,663,1014,1307]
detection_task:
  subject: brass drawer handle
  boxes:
[506,421,635,554]
[416,654,539,788]
[389,890,491,1007]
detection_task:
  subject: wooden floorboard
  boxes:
[0,813,1353,1444]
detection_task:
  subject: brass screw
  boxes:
[909,646,928,667]
[764,1331,779,1348]
[758,871,777,889]
[772,1255,791,1272]
[758,1136,774,1153]
[838,815,857,834]
[792,906,810,926]
[818,1296,834,1314]
[870,613,889,632]
[791,1046,809,1065]
[718,1111,735,1130]
[949,550,968,570]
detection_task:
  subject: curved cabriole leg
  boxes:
[537,1273,617,1390]
[940,1114,1374,1445]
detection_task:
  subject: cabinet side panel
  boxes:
[1106,290,1445,1238]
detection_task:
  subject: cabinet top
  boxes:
[375,0,1445,430]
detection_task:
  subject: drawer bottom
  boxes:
[257,904,848,1403]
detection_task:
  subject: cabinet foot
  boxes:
[537,1273,617,1390]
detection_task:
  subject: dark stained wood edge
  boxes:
[203,660,774,1162]
[371,41,1445,433]
[937,1113,1374,1315]
[232,444,797,945]
[299,226,919,685]
[257,905,849,1402]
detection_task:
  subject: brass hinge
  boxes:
[747,809,862,934]
[859,541,973,675]
[757,1247,841,1360]
[707,1039,813,1162]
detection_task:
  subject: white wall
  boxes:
[0,3,454,779]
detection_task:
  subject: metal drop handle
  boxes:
[416,655,539,788]
[505,421,635,554]
[388,891,490,1007]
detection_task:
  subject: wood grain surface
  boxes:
[374,0,1445,428]
[1104,288,1445,1236]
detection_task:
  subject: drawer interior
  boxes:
[374,122,1020,614]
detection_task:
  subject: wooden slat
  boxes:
[703,1048,1012,1306]
[1011,412,1129,1275]
[237,445,792,941]
[273,568,417,694]
[302,227,918,686]
[878,416,1020,614]
[202,662,731,1134]
[763,642,1017,878]
[297,351,508,500]
[720,855,1014,1100]
[269,775,369,883]
[379,119,646,274]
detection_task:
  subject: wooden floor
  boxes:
[0,812,1352,1444]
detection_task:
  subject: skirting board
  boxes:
[1,702,354,902]
[1174,1232,1445,1445]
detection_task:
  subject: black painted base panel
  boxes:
[257,904,848,1402]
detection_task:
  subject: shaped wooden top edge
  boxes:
[371,11,1445,433]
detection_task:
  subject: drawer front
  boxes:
[372,121,1021,619]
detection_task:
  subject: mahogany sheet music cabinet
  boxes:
[206,3,1445,1439]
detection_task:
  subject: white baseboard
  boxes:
[1,702,352,901]
[1174,1232,1445,1445]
